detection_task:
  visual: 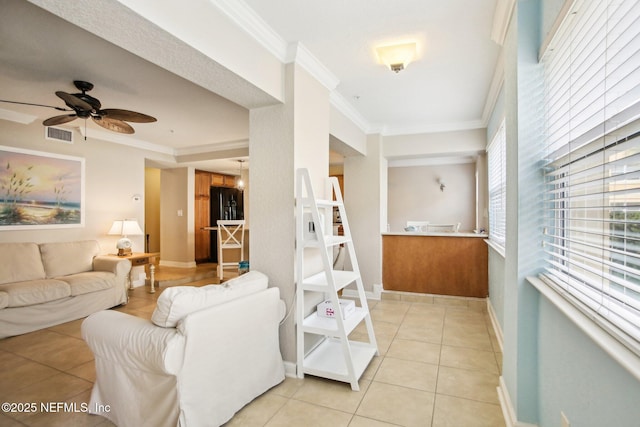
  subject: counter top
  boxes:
[382,231,488,238]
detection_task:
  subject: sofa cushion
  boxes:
[40,240,101,278]
[0,243,46,285]
[58,272,116,296]
[0,291,8,309]
[0,279,71,307]
[151,271,269,328]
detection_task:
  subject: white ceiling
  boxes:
[0,0,501,172]
[244,0,501,134]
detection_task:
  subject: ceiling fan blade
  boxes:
[100,109,157,123]
[43,114,78,126]
[56,91,93,111]
[0,99,70,111]
[92,116,134,134]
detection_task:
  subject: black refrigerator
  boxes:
[209,186,244,262]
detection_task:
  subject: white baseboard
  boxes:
[283,361,297,378]
[159,260,197,268]
[487,298,504,353]
[497,376,538,427]
[341,283,382,301]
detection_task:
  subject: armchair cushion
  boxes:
[151,271,268,327]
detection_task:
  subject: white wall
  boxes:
[387,163,477,232]
[344,134,386,292]
[384,128,486,159]
[329,106,367,155]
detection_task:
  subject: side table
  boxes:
[108,252,160,293]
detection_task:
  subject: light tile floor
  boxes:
[0,275,504,427]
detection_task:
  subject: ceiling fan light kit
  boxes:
[1,80,157,137]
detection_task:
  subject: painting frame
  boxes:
[0,145,85,230]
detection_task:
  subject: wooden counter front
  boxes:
[382,234,488,298]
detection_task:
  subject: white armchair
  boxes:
[82,271,285,427]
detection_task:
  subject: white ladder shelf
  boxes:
[295,168,378,391]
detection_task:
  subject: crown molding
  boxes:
[329,91,372,133]
[491,0,516,45]
[175,139,249,156]
[481,49,505,126]
[77,127,175,155]
[0,108,37,125]
[287,42,340,92]
[388,154,478,168]
[209,0,288,61]
[381,119,485,137]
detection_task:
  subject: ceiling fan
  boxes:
[0,80,156,134]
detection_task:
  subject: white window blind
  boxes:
[488,120,506,249]
[541,0,640,353]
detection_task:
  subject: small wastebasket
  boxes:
[238,260,249,275]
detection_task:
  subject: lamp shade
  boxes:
[108,219,143,236]
[108,219,143,256]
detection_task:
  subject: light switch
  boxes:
[177,209,183,217]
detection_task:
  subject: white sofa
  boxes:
[0,241,130,339]
[82,271,286,427]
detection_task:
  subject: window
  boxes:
[541,0,640,353]
[488,120,506,250]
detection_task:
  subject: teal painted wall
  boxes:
[495,0,640,425]
[537,298,640,427]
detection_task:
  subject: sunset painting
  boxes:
[0,146,84,229]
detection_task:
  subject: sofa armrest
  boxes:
[82,310,185,374]
[93,256,131,277]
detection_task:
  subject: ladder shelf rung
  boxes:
[304,235,351,248]
[299,198,343,208]
[302,307,368,336]
[315,199,343,208]
[301,270,359,292]
[302,338,377,388]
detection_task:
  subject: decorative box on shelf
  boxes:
[316,299,355,319]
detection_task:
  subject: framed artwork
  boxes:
[0,145,85,230]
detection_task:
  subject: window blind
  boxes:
[488,120,506,249]
[541,0,640,353]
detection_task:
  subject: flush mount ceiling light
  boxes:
[376,42,418,73]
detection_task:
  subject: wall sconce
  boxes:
[376,42,417,73]
[108,219,143,256]
[437,178,446,192]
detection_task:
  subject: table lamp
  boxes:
[108,219,143,256]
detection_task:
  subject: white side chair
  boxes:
[217,220,245,280]
[406,221,429,232]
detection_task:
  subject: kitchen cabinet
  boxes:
[211,173,236,188]
[195,170,211,263]
[195,170,240,263]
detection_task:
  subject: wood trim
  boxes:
[382,235,488,297]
